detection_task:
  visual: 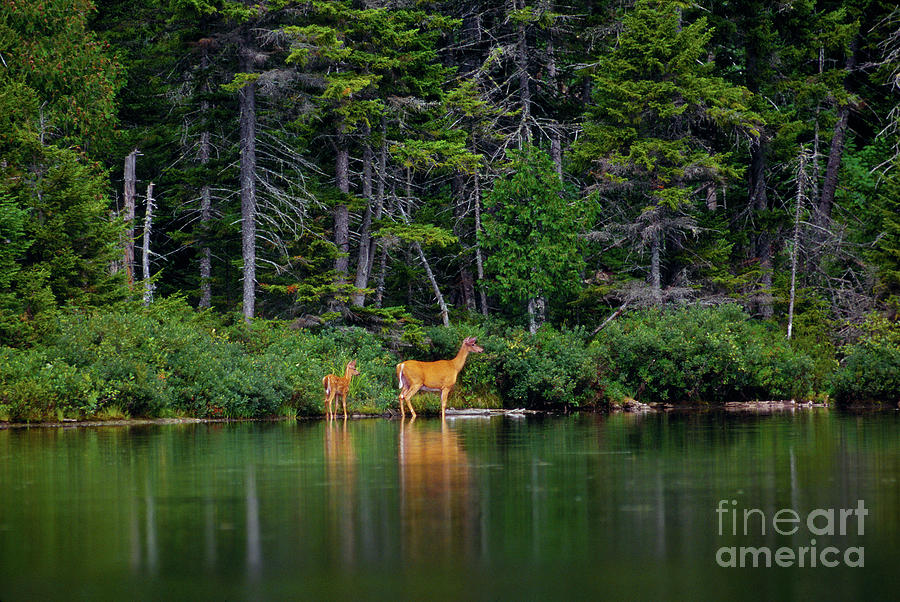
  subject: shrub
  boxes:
[592,305,814,404]
[495,326,596,408]
[422,322,500,403]
[830,314,900,405]
[256,326,398,415]
[0,347,96,421]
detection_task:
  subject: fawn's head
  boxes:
[346,360,360,376]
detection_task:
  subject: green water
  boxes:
[1,410,898,600]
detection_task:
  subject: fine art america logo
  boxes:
[715,499,867,568]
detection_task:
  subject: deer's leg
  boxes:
[403,383,422,418]
[326,388,336,420]
[440,388,450,420]
[341,393,348,419]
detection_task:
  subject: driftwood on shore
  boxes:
[445,408,538,416]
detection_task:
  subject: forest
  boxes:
[1,0,899,421]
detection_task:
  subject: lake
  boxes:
[1,410,898,600]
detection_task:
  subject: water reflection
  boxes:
[245,464,261,580]
[1,412,898,600]
[127,468,159,575]
[398,418,478,563]
[324,418,357,566]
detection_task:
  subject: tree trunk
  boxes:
[527,296,546,334]
[364,117,388,288]
[403,168,449,326]
[452,172,477,312]
[650,225,662,306]
[351,136,374,307]
[374,185,394,309]
[514,0,532,147]
[123,149,138,287]
[788,150,808,340]
[199,43,213,309]
[142,182,155,306]
[413,240,450,327]
[239,54,257,323]
[749,136,773,318]
[473,173,489,316]
[333,129,350,309]
[811,46,824,205]
[704,183,717,211]
[743,21,773,317]
[374,236,388,309]
[817,38,857,228]
[544,18,563,178]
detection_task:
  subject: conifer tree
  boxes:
[575,0,760,305]
[482,146,588,332]
[0,0,125,342]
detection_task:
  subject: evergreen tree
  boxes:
[482,146,588,332]
[575,0,759,306]
[0,0,126,343]
[284,2,456,314]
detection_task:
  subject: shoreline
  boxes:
[2,400,887,429]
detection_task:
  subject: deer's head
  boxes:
[463,337,484,353]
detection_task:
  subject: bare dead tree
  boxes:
[123,149,139,287]
[142,182,156,306]
[788,150,810,339]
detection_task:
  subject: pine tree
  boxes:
[284,2,457,314]
[575,0,760,305]
[482,146,588,332]
[0,0,126,342]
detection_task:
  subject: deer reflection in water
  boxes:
[324,418,357,566]
[398,418,479,562]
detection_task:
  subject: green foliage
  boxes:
[0,298,410,421]
[0,0,123,151]
[0,1,126,344]
[0,346,96,422]
[592,305,814,404]
[0,140,126,344]
[423,323,597,410]
[829,314,900,405]
[495,326,597,408]
[375,222,456,248]
[390,140,481,173]
[576,0,758,185]
[0,193,31,290]
[483,146,591,316]
[220,72,261,93]
[249,323,399,414]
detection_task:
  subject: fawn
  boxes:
[322,360,359,419]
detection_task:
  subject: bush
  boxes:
[495,326,596,408]
[592,305,814,404]
[0,347,95,421]
[830,314,900,405]
[1,298,840,422]
[256,326,399,415]
[422,323,596,410]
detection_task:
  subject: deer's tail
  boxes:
[396,363,406,390]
